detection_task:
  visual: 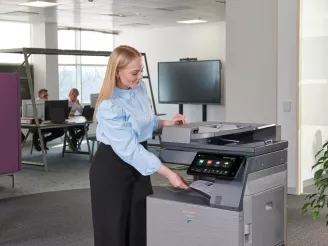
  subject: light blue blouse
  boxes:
[96,81,162,176]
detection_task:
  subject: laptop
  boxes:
[49,108,66,124]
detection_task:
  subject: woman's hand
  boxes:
[157,164,189,190]
[171,114,188,125]
[160,114,189,127]
[167,172,189,189]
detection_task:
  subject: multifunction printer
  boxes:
[147,122,287,246]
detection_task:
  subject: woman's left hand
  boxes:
[167,114,188,126]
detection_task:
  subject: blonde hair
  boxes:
[93,45,142,123]
[69,88,79,97]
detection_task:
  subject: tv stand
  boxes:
[202,105,207,121]
[179,104,184,115]
[179,104,207,122]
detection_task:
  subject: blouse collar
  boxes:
[113,86,133,99]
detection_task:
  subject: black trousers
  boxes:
[32,128,64,144]
[68,125,86,148]
[89,142,153,246]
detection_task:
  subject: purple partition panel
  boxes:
[0,72,21,174]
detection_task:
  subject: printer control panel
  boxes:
[187,153,245,179]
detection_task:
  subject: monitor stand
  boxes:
[179,104,207,122]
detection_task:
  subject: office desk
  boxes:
[21,116,92,171]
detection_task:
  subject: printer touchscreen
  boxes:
[187,153,245,179]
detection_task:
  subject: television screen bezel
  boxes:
[157,59,222,105]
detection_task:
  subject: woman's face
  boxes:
[70,92,78,102]
[117,57,143,89]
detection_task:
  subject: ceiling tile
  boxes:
[0,0,225,30]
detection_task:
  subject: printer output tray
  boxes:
[151,186,210,207]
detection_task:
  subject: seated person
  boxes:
[68,88,83,116]
[32,89,65,151]
[68,88,86,149]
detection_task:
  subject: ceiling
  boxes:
[0,0,225,32]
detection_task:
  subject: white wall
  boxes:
[226,0,278,124]
[300,0,328,186]
[114,22,226,123]
[226,0,300,194]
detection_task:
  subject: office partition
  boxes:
[0,72,22,186]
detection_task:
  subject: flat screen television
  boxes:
[158,60,222,104]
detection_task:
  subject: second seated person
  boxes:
[68,88,86,149]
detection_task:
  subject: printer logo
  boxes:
[182,210,196,215]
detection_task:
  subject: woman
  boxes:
[90,45,189,246]
[68,88,85,149]
[68,88,83,116]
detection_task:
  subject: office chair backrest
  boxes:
[82,107,95,121]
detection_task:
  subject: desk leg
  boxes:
[62,129,68,157]
[21,129,31,148]
[84,124,92,160]
[11,174,15,188]
[37,127,48,171]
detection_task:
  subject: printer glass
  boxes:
[187,153,245,179]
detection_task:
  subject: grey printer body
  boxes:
[147,122,287,246]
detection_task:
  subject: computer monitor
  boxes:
[21,99,46,120]
[90,93,99,108]
[158,60,222,104]
[44,100,69,121]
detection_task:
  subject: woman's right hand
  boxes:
[167,172,189,189]
[157,164,189,190]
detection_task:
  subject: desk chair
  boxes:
[148,130,162,148]
[87,134,99,159]
[62,107,93,154]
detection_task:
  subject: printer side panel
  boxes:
[147,197,243,246]
[243,155,287,246]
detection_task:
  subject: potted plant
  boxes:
[302,142,328,225]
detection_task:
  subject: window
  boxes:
[58,29,114,103]
[58,30,76,64]
[59,65,77,100]
[81,66,107,103]
[81,31,113,65]
[0,21,31,63]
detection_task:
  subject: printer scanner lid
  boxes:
[160,122,287,157]
[161,122,277,143]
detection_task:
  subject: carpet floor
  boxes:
[1,142,328,245]
[0,188,328,246]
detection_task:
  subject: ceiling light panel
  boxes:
[177,19,208,24]
[18,1,58,8]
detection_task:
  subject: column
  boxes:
[30,23,59,100]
